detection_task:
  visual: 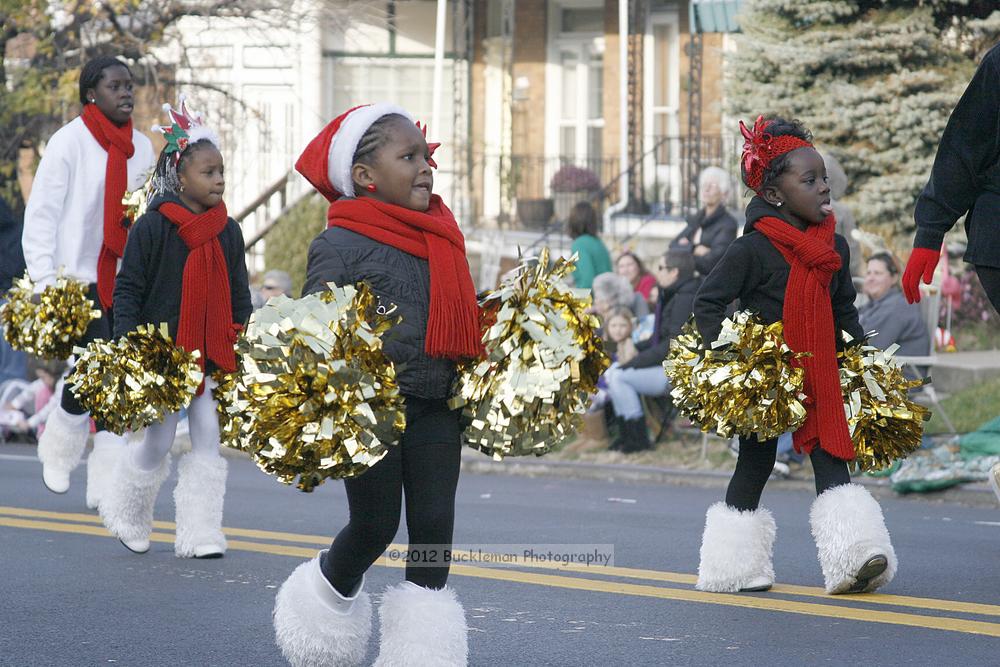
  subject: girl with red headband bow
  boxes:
[692,116,898,596]
[23,56,155,508]
[272,104,478,667]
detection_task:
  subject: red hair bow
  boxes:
[739,115,812,192]
[740,115,772,184]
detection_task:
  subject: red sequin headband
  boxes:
[740,115,812,192]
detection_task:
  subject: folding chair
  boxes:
[894,284,957,434]
[641,393,678,445]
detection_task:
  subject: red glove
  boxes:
[902,247,940,303]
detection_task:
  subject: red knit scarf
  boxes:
[754,215,854,461]
[159,202,237,391]
[326,195,483,360]
[80,104,135,310]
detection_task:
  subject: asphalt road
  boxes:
[2,442,998,666]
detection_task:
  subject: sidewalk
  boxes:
[926,349,1000,394]
[457,447,999,509]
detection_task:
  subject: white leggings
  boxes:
[132,377,222,471]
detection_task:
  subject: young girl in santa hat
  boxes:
[23,55,155,508]
[272,104,481,667]
[692,116,897,596]
[97,98,251,558]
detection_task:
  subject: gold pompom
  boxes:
[450,248,610,460]
[1,271,101,360]
[66,323,203,435]
[211,369,242,448]
[123,169,154,226]
[664,312,808,441]
[839,336,931,472]
[224,284,405,492]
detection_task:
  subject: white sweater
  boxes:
[22,116,155,288]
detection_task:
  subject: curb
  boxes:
[458,451,1000,509]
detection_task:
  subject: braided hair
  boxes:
[151,139,217,196]
[352,113,408,167]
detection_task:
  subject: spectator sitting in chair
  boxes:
[254,269,293,309]
[591,271,650,321]
[858,252,930,378]
[604,250,701,453]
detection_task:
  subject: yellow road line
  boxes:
[3,506,999,621]
[4,515,1000,638]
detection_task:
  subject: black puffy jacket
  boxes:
[113,193,253,343]
[302,227,456,400]
[0,197,25,292]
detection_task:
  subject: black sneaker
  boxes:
[847,555,888,594]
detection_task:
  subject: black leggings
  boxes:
[975,265,1000,315]
[322,397,462,595]
[60,284,113,430]
[725,433,851,511]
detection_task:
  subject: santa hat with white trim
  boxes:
[296,103,416,202]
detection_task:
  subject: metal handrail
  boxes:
[234,172,290,223]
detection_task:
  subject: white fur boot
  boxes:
[373,582,468,667]
[696,501,776,592]
[810,483,897,594]
[98,452,171,554]
[273,550,372,667]
[173,453,228,558]
[85,431,127,509]
[37,406,90,494]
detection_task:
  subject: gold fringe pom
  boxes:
[450,248,610,460]
[224,284,405,492]
[122,169,154,226]
[211,369,242,448]
[664,312,808,441]
[66,323,203,435]
[839,336,931,472]
[1,271,101,360]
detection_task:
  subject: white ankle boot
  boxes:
[810,483,897,594]
[98,453,171,553]
[173,453,228,558]
[37,407,90,494]
[373,582,468,667]
[86,431,127,510]
[273,550,372,667]
[696,502,777,592]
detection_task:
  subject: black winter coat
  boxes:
[913,42,1000,268]
[669,206,738,276]
[113,194,253,346]
[621,275,701,370]
[302,226,457,400]
[0,196,25,292]
[694,197,864,349]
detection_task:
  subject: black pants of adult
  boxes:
[975,265,1000,315]
[321,396,462,596]
[725,433,851,511]
[60,283,113,431]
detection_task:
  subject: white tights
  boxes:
[132,377,222,472]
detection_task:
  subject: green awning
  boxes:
[690,0,743,33]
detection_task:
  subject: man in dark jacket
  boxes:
[606,249,701,452]
[0,194,27,384]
